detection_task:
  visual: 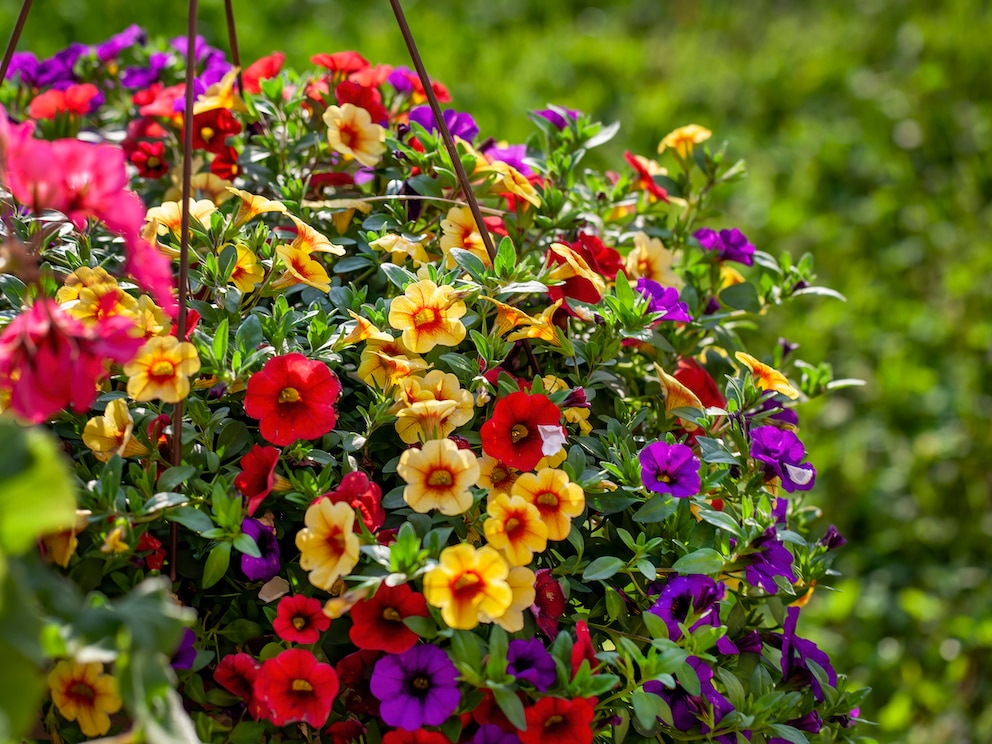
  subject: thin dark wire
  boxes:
[170,0,199,582]
[0,0,33,83]
[223,0,244,96]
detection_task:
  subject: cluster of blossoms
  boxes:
[0,25,864,744]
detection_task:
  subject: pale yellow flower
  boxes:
[388,280,467,354]
[440,206,490,268]
[398,438,480,516]
[83,398,149,462]
[624,231,682,288]
[489,160,541,208]
[146,198,218,236]
[370,233,432,267]
[485,565,537,632]
[296,499,361,591]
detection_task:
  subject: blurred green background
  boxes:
[6,0,991,741]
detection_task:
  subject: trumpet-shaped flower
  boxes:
[546,242,607,307]
[48,660,122,738]
[271,243,332,293]
[484,493,548,566]
[388,280,467,354]
[505,300,563,346]
[124,335,201,403]
[357,335,429,389]
[440,206,490,268]
[398,438,480,516]
[323,103,386,167]
[735,352,800,399]
[349,583,429,654]
[287,214,346,255]
[489,160,541,208]
[244,353,341,446]
[229,244,265,293]
[391,370,474,443]
[255,648,339,727]
[423,544,513,630]
[370,645,461,730]
[83,398,149,462]
[370,233,431,267]
[657,124,712,158]
[226,187,287,227]
[145,197,218,236]
[510,468,584,541]
[296,499,361,591]
[273,594,331,644]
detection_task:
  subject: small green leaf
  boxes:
[491,685,526,730]
[633,494,678,523]
[167,507,215,534]
[233,532,262,558]
[157,466,196,494]
[202,542,232,588]
[671,549,725,576]
[583,556,625,581]
[719,282,762,313]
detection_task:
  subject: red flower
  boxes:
[673,357,726,409]
[336,649,381,717]
[382,730,451,744]
[546,233,622,307]
[470,688,518,733]
[235,444,281,516]
[326,718,366,744]
[483,215,509,237]
[570,233,623,280]
[481,391,563,471]
[519,697,595,744]
[335,80,389,126]
[137,532,166,571]
[169,308,200,342]
[273,594,331,644]
[129,139,169,179]
[349,583,428,654]
[185,108,242,154]
[311,51,370,76]
[210,144,241,180]
[243,51,286,94]
[131,82,162,108]
[28,83,100,119]
[623,150,669,202]
[244,353,341,446]
[532,568,567,638]
[570,620,598,678]
[215,653,264,717]
[254,648,339,727]
[320,471,385,533]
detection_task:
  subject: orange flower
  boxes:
[226,187,287,228]
[388,280,467,354]
[505,300,563,346]
[657,124,712,158]
[48,660,122,737]
[323,103,386,167]
[397,438,480,516]
[511,467,584,541]
[423,544,513,630]
[654,363,705,431]
[230,244,265,293]
[484,493,548,566]
[271,243,331,293]
[124,336,201,403]
[735,352,800,399]
[288,215,345,256]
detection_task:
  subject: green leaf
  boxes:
[218,619,263,644]
[381,262,417,290]
[671,549,725,576]
[233,532,262,558]
[695,509,744,539]
[631,689,662,732]
[491,685,526,730]
[166,507,215,534]
[157,465,196,494]
[202,542,232,588]
[583,556,625,581]
[212,316,230,362]
[765,724,810,744]
[696,436,742,465]
[633,494,678,523]
[719,282,762,313]
[449,248,488,282]
[143,492,188,515]
[235,313,264,351]
[792,285,847,302]
[494,236,516,277]
[407,174,443,198]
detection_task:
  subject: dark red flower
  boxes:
[311,51,370,76]
[531,568,567,637]
[570,233,623,280]
[254,648,339,727]
[623,150,669,202]
[244,353,341,446]
[169,308,200,342]
[335,80,389,126]
[185,108,242,154]
[381,730,451,744]
[519,697,596,744]
[470,688,519,733]
[137,531,166,571]
[129,139,169,179]
[336,649,382,717]
[273,594,331,644]
[243,51,286,94]
[235,444,281,516]
[673,357,726,409]
[320,471,385,533]
[210,144,242,180]
[215,652,263,717]
[326,718,366,744]
[570,620,598,678]
[480,391,563,471]
[349,583,428,654]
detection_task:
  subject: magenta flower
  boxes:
[694,227,755,266]
[749,425,816,492]
[370,645,461,730]
[639,441,701,498]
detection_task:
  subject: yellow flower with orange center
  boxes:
[64,280,139,326]
[440,206,490,269]
[478,454,520,501]
[511,467,585,541]
[131,295,171,339]
[226,187,287,228]
[484,493,548,566]
[48,660,122,737]
[391,370,474,443]
[624,231,682,288]
[478,296,531,338]
[423,544,513,630]
[145,198,218,237]
[505,299,563,347]
[546,242,607,297]
[484,565,537,632]
[56,266,116,304]
[398,438,480,516]
[340,311,387,347]
[357,336,430,390]
[735,352,800,400]
[288,214,346,256]
[489,160,541,208]
[124,336,201,403]
[296,499,361,591]
[83,398,149,462]
[323,103,387,167]
[388,280,467,354]
[657,123,712,158]
[370,233,432,267]
[230,244,265,293]
[271,243,332,293]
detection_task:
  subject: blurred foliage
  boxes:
[4,0,990,741]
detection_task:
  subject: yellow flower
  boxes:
[370,233,432,267]
[391,370,474,443]
[478,454,520,501]
[478,296,531,337]
[48,660,122,737]
[124,336,201,403]
[40,510,91,568]
[624,231,682,288]
[56,266,116,304]
[308,197,374,235]
[100,526,129,554]
[506,299,563,346]
[657,124,712,158]
[357,336,429,390]
[271,243,332,293]
[546,243,606,298]
[323,586,371,619]
[398,438,480,516]
[193,68,249,115]
[340,311,387,347]
[511,467,584,541]
[485,565,537,632]
[83,398,149,462]
[131,295,171,339]
[735,352,800,400]
[226,187,287,228]
[489,160,541,208]
[654,363,705,431]
[440,206,490,269]
[563,406,593,435]
[191,172,234,204]
[146,198,218,236]
[484,493,548,566]
[388,280,467,354]
[423,544,513,630]
[288,215,345,256]
[230,244,265,293]
[296,499,361,591]
[323,103,386,167]
[64,281,139,326]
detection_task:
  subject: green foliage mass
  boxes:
[5,0,990,741]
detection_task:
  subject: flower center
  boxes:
[383,607,403,622]
[201,126,215,142]
[453,571,480,595]
[147,156,160,168]
[657,470,672,484]
[428,469,453,487]
[292,616,307,630]
[505,517,521,534]
[536,491,559,508]
[510,424,529,443]
[413,307,438,326]
[291,679,314,692]
[151,360,175,377]
[68,682,95,701]
[671,596,689,622]
[412,674,431,691]
[544,714,565,729]
[340,123,358,149]
[279,387,301,403]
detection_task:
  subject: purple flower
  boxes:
[408,105,479,142]
[506,638,557,692]
[35,55,76,88]
[472,725,520,744]
[644,657,735,739]
[388,65,416,93]
[170,34,209,62]
[121,52,169,89]
[6,52,39,86]
[771,497,788,525]
[370,645,461,730]
[482,143,533,176]
[95,25,146,62]
[535,106,580,130]
[693,227,755,266]
[741,527,796,594]
[199,60,234,89]
[635,278,692,321]
[749,393,800,429]
[639,441,701,498]
[171,627,197,671]
[649,575,736,654]
[774,606,837,701]
[736,630,764,655]
[749,425,816,492]
[818,525,847,551]
[239,517,281,582]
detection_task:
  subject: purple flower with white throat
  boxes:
[370,645,461,730]
[635,278,692,322]
[639,441,701,498]
[750,425,816,492]
[694,227,755,266]
[239,517,281,583]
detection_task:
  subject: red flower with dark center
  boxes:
[673,357,726,409]
[185,108,242,154]
[244,353,341,446]
[623,150,670,202]
[335,80,389,126]
[210,144,242,180]
[481,391,563,471]
[215,652,264,717]
[532,568,567,638]
[129,139,169,179]
[519,696,596,744]
[382,730,451,744]
[320,471,385,533]
[243,51,286,94]
[349,583,429,654]
[235,444,281,516]
[273,594,331,644]
[336,649,382,717]
[254,648,339,727]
